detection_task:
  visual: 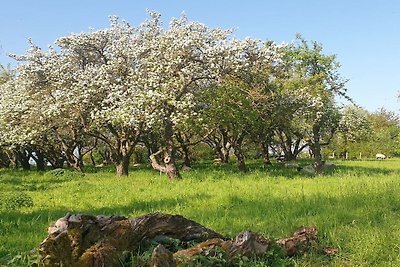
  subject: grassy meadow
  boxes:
[1,159,400,266]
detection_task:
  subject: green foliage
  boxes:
[328,107,400,158]
[191,143,215,161]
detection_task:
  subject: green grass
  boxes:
[1,159,400,266]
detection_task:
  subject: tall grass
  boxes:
[1,159,400,266]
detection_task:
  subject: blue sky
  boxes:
[1,0,399,113]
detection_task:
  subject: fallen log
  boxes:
[169,230,272,266]
[39,213,224,266]
[276,225,318,256]
[39,212,325,267]
[151,227,318,266]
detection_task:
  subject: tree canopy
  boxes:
[0,12,357,177]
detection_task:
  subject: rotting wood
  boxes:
[39,212,330,267]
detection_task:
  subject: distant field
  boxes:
[1,159,400,266]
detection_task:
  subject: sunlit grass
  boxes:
[1,159,400,266]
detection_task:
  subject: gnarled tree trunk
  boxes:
[150,149,181,181]
[39,213,223,266]
[115,156,130,176]
[39,212,324,267]
[150,116,181,180]
[112,139,134,176]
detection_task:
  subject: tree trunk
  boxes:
[150,117,181,180]
[65,152,83,172]
[164,147,180,180]
[6,150,18,169]
[51,159,65,169]
[39,213,224,266]
[182,150,192,168]
[168,226,318,265]
[39,213,322,267]
[150,148,181,180]
[89,151,96,166]
[0,150,10,168]
[204,134,230,164]
[214,143,227,163]
[222,146,230,163]
[312,145,324,175]
[232,132,247,172]
[284,137,297,161]
[311,126,324,175]
[276,131,306,161]
[16,149,30,170]
[234,147,247,172]
[260,142,272,165]
[343,136,348,160]
[220,128,231,163]
[175,132,192,168]
[61,143,84,172]
[292,138,308,160]
[45,149,65,168]
[235,152,247,172]
[115,155,130,176]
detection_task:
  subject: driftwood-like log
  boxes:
[151,227,318,266]
[39,212,322,267]
[169,230,272,266]
[276,225,318,256]
[39,213,224,266]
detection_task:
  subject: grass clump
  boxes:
[0,192,34,210]
[47,168,83,179]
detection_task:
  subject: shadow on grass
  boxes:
[0,174,70,193]
[330,163,400,176]
[188,160,305,179]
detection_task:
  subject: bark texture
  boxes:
[39,213,222,266]
[39,213,324,267]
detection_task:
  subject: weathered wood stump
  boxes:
[39,212,323,266]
